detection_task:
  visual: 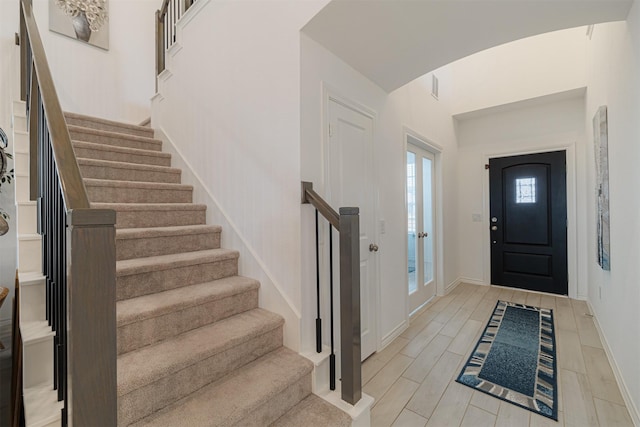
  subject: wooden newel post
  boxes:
[66,208,117,426]
[339,207,362,405]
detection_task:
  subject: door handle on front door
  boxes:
[369,243,379,252]
[417,232,428,238]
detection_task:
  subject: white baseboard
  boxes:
[587,301,640,426]
[457,277,489,287]
[379,319,408,350]
[318,388,374,427]
[445,278,463,294]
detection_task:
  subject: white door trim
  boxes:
[482,142,579,299]
[403,126,444,318]
[322,84,381,355]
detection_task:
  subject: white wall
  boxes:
[301,35,459,353]
[31,0,158,124]
[449,27,588,116]
[455,94,587,299]
[153,0,330,351]
[584,7,640,422]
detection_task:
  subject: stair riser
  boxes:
[117,258,238,300]
[23,337,54,389]
[240,376,312,427]
[74,144,171,167]
[79,164,181,184]
[113,209,206,229]
[118,288,258,354]
[86,185,192,204]
[118,328,283,426]
[70,129,162,152]
[117,231,220,260]
[66,117,154,138]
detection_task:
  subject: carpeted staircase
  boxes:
[64,112,351,427]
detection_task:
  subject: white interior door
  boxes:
[327,98,377,361]
[407,144,436,313]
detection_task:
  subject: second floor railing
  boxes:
[19,0,117,424]
[301,182,362,405]
[156,0,197,76]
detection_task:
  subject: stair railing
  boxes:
[19,0,117,425]
[156,0,197,76]
[301,182,362,405]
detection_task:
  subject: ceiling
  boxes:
[302,0,634,92]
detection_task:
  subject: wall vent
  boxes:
[431,74,439,100]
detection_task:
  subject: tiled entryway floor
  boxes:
[364,283,634,427]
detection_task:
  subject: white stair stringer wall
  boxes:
[151,2,372,423]
[154,126,373,427]
[13,100,63,427]
[152,127,302,351]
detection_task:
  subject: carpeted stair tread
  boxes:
[84,178,192,190]
[117,224,221,240]
[77,158,181,183]
[65,111,155,138]
[116,276,260,354]
[91,202,207,228]
[117,275,259,327]
[116,225,221,260]
[65,114,344,425]
[117,308,284,396]
[116,248,239,277]
[92,202,206,212]
[271,394,352,427]
[130,347,313,427]
[73,141,171,167]
[68,124,163,151]
[84,178,193,203]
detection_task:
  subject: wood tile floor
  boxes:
[364,283,634,427]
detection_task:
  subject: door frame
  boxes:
[403,126,444,317]
[482,142,579,299]
[322,85,381,356]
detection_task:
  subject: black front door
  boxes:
[489,151,567,295]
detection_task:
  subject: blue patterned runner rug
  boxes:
[456,300,558,420]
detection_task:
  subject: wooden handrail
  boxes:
[159,0,171,19]
[19,0,117,425]
[301,182,340,229]
[20,0,89,210]
[302,181,362,405]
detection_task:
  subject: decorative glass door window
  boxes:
[516,177,536,204]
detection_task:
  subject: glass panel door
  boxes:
[407,144,436,314]
[407,152,417,294]
[423,156,434,285]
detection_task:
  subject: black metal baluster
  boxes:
[59,191,68,422]
[174,0,178,42]
[329,224,336,391]
[55,165,63,402]
[315,210,322,353]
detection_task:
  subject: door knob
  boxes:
[369,243,379,252]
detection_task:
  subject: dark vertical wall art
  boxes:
[593,105,610,270]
